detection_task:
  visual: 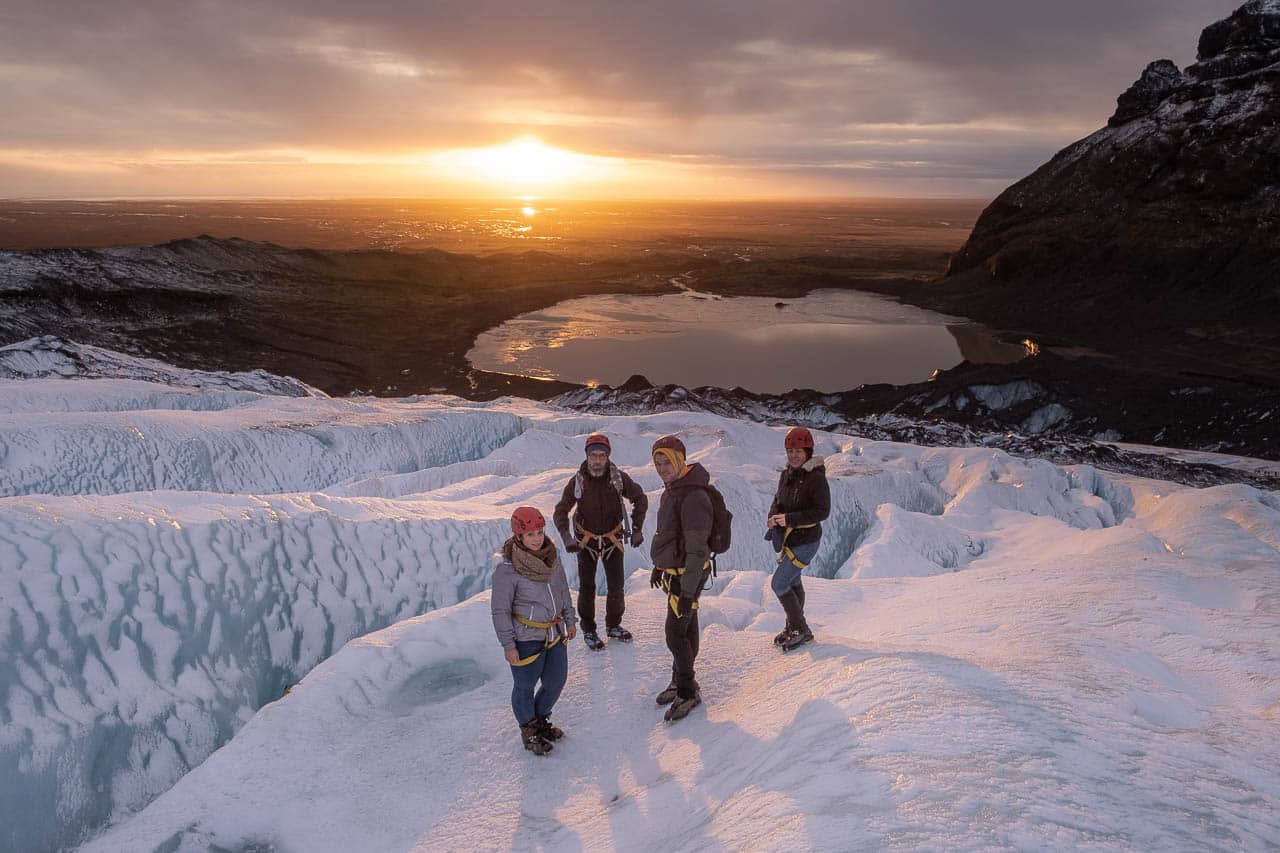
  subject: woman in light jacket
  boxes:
[491,506,577,755]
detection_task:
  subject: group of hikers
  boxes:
[491,427,831,756]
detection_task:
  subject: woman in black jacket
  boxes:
[765,427,830,650]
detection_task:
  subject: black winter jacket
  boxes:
[768,456,830,548]
[650,462,714,599]
[553,461,648,543]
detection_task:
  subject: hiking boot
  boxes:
[773,624,792,646]
[664,692,702,722]
[781,627,814,652]
[583,631,605,650]
[520,723,553,756]
[655,681,679,706]
[535,714,564,741]
[606,626,633,642]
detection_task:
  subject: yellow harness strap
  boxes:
[667,594,699,617]
[512,614,565,667]
[776,524,818,570]
[515,614,561,630]
[575,520,624,556]
[658,562,711,616]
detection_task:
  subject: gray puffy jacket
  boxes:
[491,555,576,651]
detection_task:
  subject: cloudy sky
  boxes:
[0,0,1241,199]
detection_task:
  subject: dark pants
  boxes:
[664,606,701,699]
[576,546,625,633]
[509,638,568,726]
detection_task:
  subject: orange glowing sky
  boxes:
[0,0,1239,199]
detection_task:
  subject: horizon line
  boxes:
[0,194,998,205]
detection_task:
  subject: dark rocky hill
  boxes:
[0,236,710,398]
[936,0,1280,384]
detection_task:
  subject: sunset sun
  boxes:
[431,135,611,191]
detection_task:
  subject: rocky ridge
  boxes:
[937,0,1280,382]
[555,363,1280,484]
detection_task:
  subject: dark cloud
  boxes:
[0,0,1245,196]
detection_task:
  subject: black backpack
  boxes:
[703,484,733,555]
[676,483,733,558]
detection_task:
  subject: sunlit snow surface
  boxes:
[1,363,1278,851]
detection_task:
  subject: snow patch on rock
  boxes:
[0,336,323,397]
[968,380,1043,411]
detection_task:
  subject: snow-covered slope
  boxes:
[1,362,1278,851]
[87,480,1280,852]
[0,336,324,397]
[0,372,521,497]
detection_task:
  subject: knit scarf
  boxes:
[503,536,561,583]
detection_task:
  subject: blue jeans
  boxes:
[770,539,819,598]
[509,638,568,726]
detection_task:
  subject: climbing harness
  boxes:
[658,561,711,617]
[775,524,818,571]
[572,462,634,555]
[511,614,564,667]
[575,519,624,559]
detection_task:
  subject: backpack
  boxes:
[703,484,733,555]
[676,483,733,559]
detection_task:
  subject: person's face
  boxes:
[586,449,609,476]
[786,447,808,469]
[520,528,545,550]
[653,453,678,484]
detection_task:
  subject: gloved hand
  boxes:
[630,530,644,548]
[565,542,581,554]
[649,567,663,589]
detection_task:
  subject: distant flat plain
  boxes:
[0,197,984,259]
[0,198,986,397]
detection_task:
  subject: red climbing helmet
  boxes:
[584,433,611,454]
[784,427,814,449]
[651,434,686,455]
[510,506,546,535]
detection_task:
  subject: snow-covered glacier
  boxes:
[2,352,1278,851]
[87,478,1280,853]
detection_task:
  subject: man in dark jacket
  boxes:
[554,433,648,649]
[648,434,713,721]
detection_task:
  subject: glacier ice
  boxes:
[0,389,523,498]
[2,360,1241,851]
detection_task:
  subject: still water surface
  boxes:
[469,289,1026,394]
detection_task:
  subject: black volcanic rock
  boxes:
[1108,60,1186,126]
[617,374,655,391]
[943,0,1280,383]
[1195,0,1280,78]
[554,356,1280,476]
